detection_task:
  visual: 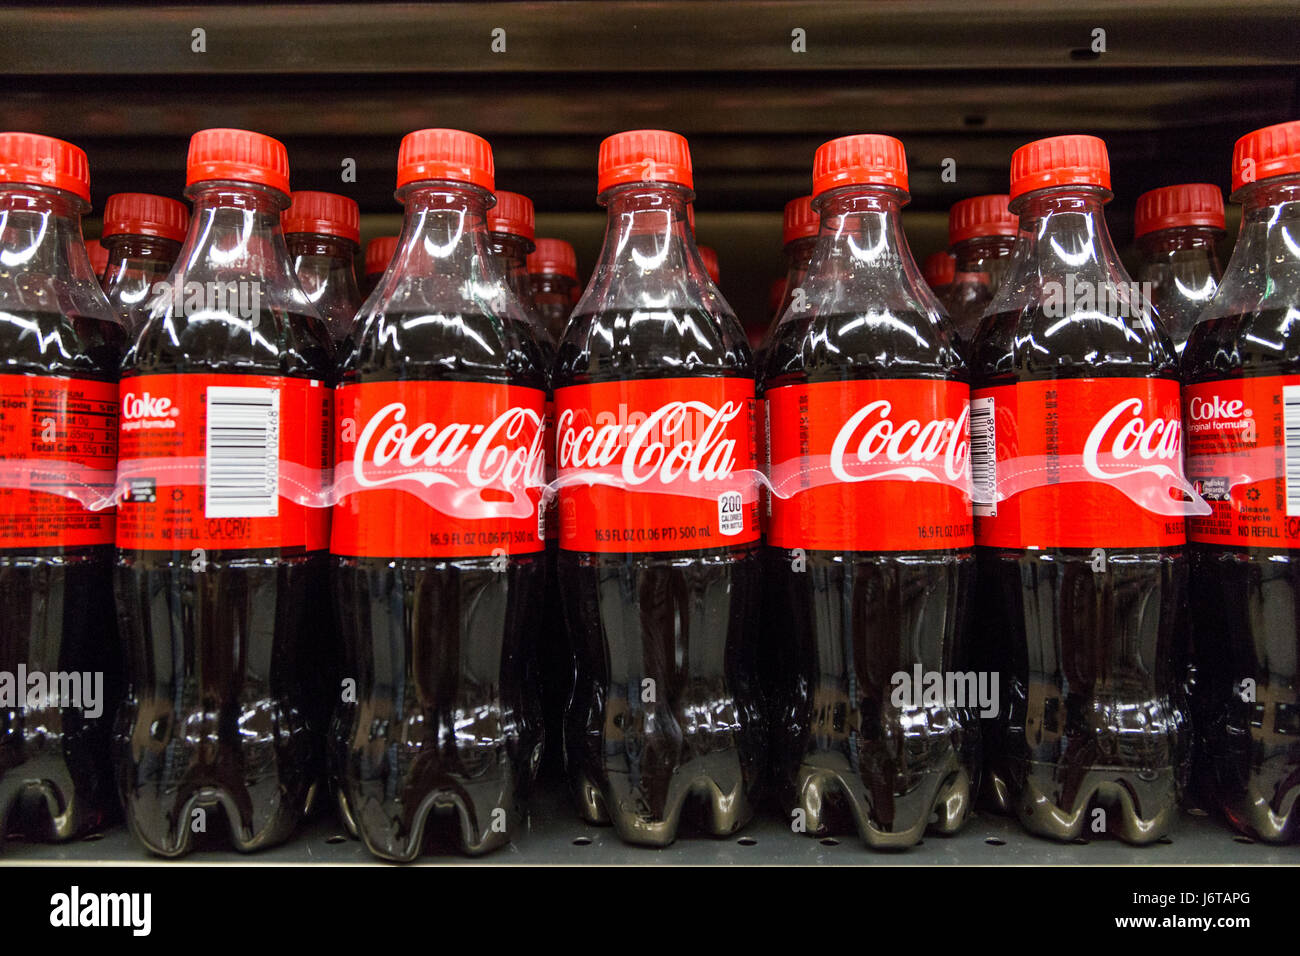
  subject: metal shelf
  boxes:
[3,781,1294,866]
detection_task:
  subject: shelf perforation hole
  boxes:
[737,836,758,846]
[572,836,593,846]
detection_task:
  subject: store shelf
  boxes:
[3,783,1293,866]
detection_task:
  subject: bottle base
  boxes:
[1008,764,1178,845]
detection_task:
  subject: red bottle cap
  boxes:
[187,128,290,196]
[1133,183,1225,238]
[1009,134,1110,201]
[102,192,190,243]
[0,132,90,203]
[783,195,818,246]
[397,128,494,192]
[923,250,956,287]
[283,190,360,244]
[85,238,108,276]
[364,235,400,276]
[489,190,535,242]
[527,238,578,280]
[699,245,720,283]
[948,194,1016,245]
[598,130,693,194]
[1232,120,1300,193]
[812,134,908,197]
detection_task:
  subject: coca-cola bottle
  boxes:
[527,238,579,341]
[284,190,363,347]
[757,195,818,364]
[115,128,333,856]
[554,130,764,845]
[940,194,1017,343]
[761,134,977,848]
[1183,119,1300,844]
[971,134,1188,844]
[361,235,398,298]
[331,130,546,860]
[698,245,721,285]
[0,133,124,842]
[1134,183,1225,353]
[100,193,189,335]
[486,190,566,779]
[922,250,955,296]
[85,238,109,285]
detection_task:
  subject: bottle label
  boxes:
[332,380,546,558]
[0,374,117,549]
[556,377,760,553]
[972,377,1185,549]
[117,373,330,552]
[765,378,972,551]
[1185,374,1300,547]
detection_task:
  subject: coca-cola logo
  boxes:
[557,400,741,485]
[121,391,178,421]
[1082,397,1181,480]
[1188,395,1249,421]
[829,400,969,483]
[352,402,545,490]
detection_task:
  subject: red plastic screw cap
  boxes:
[187,128,290,196]
[397,128,494,192]
[948,194,1016,246]
[1133,184,1225,238]
[527,238,578,280]
[598,130,693,194]
[699,245,720,283]
[812,134,909,197]
[103,192,190,243]
[923,250,956,287]
[0,132,91,203]
[364,235,400,276]
[783,195,818,246]
[489,190,535,241]
[85,238,108,276]
[283,190,360,244]
[1009,134,1110,201]
[1232,120,1300,194]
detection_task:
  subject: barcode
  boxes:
[971,395,996,517]
[1284,385,1300,516]
[205,386,279,519]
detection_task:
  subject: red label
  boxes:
[0,374,117,548]
[117,373,330,552]
[332,380,546,558]
[766,378,972,551]
[556,377,760,553]
[1185,374,1300,547]
[972,377,1185,549]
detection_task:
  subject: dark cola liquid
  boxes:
[114,308,331,856]
[0,308,125,841]
[1183,306,1300,843]
[102,237,182,335]
[555,307,764,846]
[761,310,977,847]
[331,309,545,860]
[972,307,1189,844]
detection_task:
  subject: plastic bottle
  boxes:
[1134,183,1225,353]
[970,134,1188,844]
[761,134,976,848]
[527,238,579,341]
[554,130,763,845]
[99,193,189,334]
[331,129,546,860]
[922,250,956,296]
[940,194,1017,343]
[284,190,362,347]
[85,239,109,284]
[758,195,818,362]
[361,235,398,298]
[114,128,333,856]
[0,133,124,843]
[1182,119,1300,844]
[699,245,721,284]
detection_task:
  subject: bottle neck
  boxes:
[953,234,1016,271]
[102,233,182,282]
[1009,186,1124,284]
[0,183,112,320]
[530,272,576,298]
[803,184,932,304]
[285,231,361,332]
[487,231,538,311]
[1229,177,1300,270]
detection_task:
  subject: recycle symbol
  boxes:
[1246,487,1261,501]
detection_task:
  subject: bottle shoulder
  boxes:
[555,308,752,387]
